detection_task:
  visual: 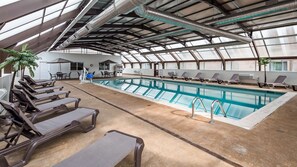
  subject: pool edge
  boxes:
[92,79,296,130]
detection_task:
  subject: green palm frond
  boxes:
[28,66,35,77]
[0,60,13,69]
[0,44,38,77]
[13,61,20,71]
[0,48,20,57]
[259,58,270,66]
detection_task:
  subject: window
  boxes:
[270,61,288,71]
[71,62,84,70]
[99,60,117,70]
[226,61,257,71]
[99,63,109,70]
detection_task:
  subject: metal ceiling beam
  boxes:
[64,30,130,37]
[0,0,65,24]
[72,23,148,30]
[72,42,120,52]
[47,0,98,51]
[0,10,79,49]
[194,31,226,70]
[135,5,251,43]
[86,9,141,18]
[68,44,119,54]
[58,0,149,49]
[86,46,119,55]
[141,41,245,55]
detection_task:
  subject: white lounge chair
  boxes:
[192,72,204,82]
[225,74,240,84]
[267,75,289,88]
[205,73,220,83]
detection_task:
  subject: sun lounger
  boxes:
[23,75,55,87]
[15,85,70,102]
[19,80,63,94]
[0,100,99,166]
[192,72,204,82]
[11,89,80,121]
[179,72,190,81]
[205,73,220,83]
[54,130,144,167]
[267,75,289,88]
[168,72,177,79]
[225,74,240,84]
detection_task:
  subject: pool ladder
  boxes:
[191,97,227,124]
[191,97,207,118]
[210,100,227,124]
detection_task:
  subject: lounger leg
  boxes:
[75,98,81,108]
[134,138,144,167]
[66,91,71,97]
[22,122,81,165]
[79,110,99,132]
[52,80,56,86]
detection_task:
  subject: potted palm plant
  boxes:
[258,57,270,87]
[0,44,39,102]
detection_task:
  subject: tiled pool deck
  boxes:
[5,79,297,167]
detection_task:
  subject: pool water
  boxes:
[94,78,284,120]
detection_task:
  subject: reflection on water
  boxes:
[95,78,284,120]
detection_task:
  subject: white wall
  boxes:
[31,52,121,80]
[0,74,12,102]
[123,68,154,76]
[123,68,297,85]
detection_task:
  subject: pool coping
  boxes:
[92,78,296,130]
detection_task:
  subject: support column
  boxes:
[214,48,226,70]
[249,32,261,71]
[252,40,261,71]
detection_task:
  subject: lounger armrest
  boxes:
[106,130,145,167]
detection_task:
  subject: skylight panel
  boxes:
[16,34,39,46]
[0,19,42,40]
[190,40,209,46]
[61,0,83,15]
[53,22,67,29]
[40,28,53,36]
[121,52,129,55]
[1,10,43,33]
[0,0,20,7]
[168,43,183,48]
[45,1,66,15]
[130,50,138,54]
[66,0,83,7]
[151,47,164,51]
[61,2,81,15]
[44,11,61,22]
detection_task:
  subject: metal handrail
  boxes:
[210,100,227,124]
[191,97,207,118]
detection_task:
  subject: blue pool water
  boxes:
[94,78,284,120]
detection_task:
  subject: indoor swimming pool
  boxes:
[94,78,284,120]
